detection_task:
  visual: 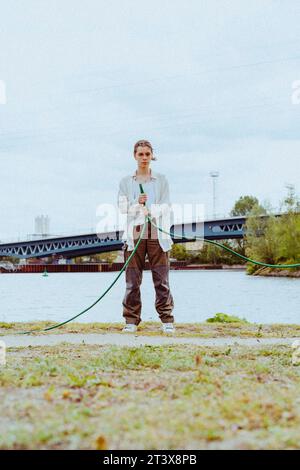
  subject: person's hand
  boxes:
[142,206,150,217]
[138,194,147,205]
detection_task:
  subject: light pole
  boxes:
[209,171,219,219]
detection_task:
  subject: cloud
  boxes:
[0,0,300,238]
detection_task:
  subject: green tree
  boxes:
[170,243,189,261]
[275,191,300,264]
[191,239,246,265]
[0,255,20,264]
[94,251,118,265]
[230,196,265,255]
[230,195,260,217]
[279,186,300,214]
[244,195,300,274]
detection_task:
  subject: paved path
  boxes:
[1,333,297,348]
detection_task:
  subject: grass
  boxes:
[1,321,300,338]
[0,342,300,449]
[206,313,249,323]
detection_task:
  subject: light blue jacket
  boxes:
[117,168,174,252]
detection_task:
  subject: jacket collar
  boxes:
[131,168,157,180]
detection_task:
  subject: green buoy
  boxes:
[42,268,48,277]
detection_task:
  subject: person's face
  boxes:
[134,145,152,166]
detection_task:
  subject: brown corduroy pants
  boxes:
[122,220,174,325]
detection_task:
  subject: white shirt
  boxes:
[117,169,174,252]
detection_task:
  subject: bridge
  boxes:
[0,215,266,259]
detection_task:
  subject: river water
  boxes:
[0,269,299,324]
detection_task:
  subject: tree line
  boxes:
[170,192,300,274]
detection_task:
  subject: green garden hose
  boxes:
[17,194,299,335]
[18,219,148,335]
[149,217,300,269]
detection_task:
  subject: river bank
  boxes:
[0,262,245,274]
[252,267,300,278]
[1,321,300,337]
[2,262,299,277]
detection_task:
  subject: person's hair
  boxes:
[133,139,157,161]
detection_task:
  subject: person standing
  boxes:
[117,139,175,333]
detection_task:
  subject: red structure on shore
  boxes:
[0,261,223,274]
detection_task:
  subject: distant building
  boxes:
[34,215,50,236]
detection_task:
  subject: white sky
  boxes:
[0,0,300,239]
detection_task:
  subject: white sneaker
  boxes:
[122,324,137,333]
[161,323,175,334]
